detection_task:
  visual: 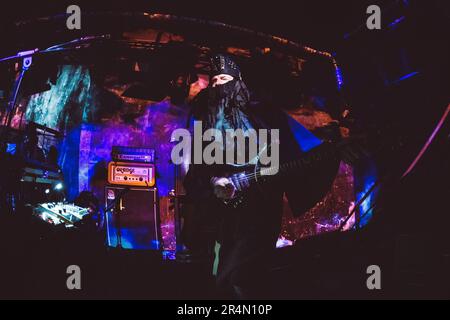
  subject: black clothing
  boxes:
[183,93,340,298]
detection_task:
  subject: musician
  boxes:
[183,54,352,298]
[22,123,46,162]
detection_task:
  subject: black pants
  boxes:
[215,189,283,299]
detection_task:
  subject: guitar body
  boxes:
[219,162,272,208]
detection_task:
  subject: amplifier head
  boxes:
[111,146,155,163]
[108,162,156,187]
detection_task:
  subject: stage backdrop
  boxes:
[16,64,357,252]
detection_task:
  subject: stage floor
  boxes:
[1,213,448,300]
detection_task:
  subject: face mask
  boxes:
[208,80,236,103]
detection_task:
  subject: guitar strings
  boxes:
[231,149,331,183]
[232,160,299,182]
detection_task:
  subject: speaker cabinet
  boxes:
[105,186,161,250]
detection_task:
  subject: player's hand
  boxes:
[211,177,236,200]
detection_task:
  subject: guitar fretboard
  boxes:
[233,143,337,186]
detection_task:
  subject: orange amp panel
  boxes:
[108,162,156,187]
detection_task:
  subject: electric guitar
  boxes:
[220,142,339,208]
[218,127,404,208]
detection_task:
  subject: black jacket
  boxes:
[183,99,340,218]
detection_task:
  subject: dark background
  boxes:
[0,0,448,299]
[0,0,395,50]
[0,0,446,50]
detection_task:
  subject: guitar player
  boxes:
[183,54,361,299]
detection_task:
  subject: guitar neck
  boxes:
[254,143,337,181]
